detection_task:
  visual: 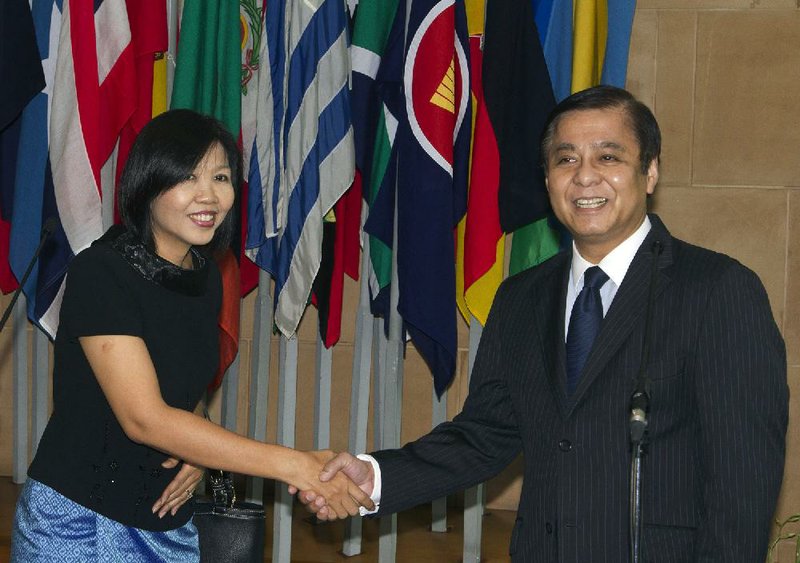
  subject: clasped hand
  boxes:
[152,451,374,521]
[288,451,375,521]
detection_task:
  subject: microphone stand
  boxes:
[0,218,57,332]
[629,240,662,563]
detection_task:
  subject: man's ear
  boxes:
[645,159,659,195]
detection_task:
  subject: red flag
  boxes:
[312,171,362,348]
[208,250,241,390]
[0,212,17,294]
[461,35,503,326]
[113,0,168,223]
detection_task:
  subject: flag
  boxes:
[172,1,240,137]
[7,0,60,319]
[484,0,555,235]
[244,0,285,274]
[236,0,263,297]
[350,0,400,184]
[600,0,635,87]
[171,0,242,388]
[508,218,561,275]
[312,171,362,348]
[542,0,634,101]
[113,0,167,222]
[268,0,355,337]
[456,35,503,327]
[0,0,46,130]
[483,0,560,276]
[397,0,471,396]
[1,118,24,294]
[152,51,168,117]
[0,0,46,295]
[15,0,135,337]
[541,0,573,102]
[464,0,484,35]
[350,0,402,320]
[571,0,607,93]
[533,0,556,41]
[454,0,482,322]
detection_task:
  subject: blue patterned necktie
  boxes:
[566,266,609,395]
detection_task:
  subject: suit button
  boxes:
[545,522,553,534]
[558,439,572,452]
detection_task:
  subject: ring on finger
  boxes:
[186,489,194,499]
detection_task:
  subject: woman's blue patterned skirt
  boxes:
[12,478,200,562]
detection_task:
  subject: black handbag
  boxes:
[193,408,266,563]
[193,468,266,563]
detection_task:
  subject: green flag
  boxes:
[170,0,241,136]
[350,0,401,310]
[508,217,560,276]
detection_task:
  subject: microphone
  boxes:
[629,390,648,443]
[0,218,59,332]
[629,239,664,563]
[628,240,664,445]
[40,216,58,238]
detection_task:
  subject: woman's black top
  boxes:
[28,227,221,531]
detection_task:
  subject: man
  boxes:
[299,86,788,561]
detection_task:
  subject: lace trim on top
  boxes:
[103,227,209,297]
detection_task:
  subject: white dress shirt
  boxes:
[564,216,651,339]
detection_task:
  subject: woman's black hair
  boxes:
[540,85,661,176]
[117,109,242,255]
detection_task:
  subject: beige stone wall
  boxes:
[628,2,800,558]
[1,0,799,556]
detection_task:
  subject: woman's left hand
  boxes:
[151,458,205,518]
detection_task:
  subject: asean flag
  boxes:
[397,0,470,397]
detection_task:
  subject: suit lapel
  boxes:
[531,254,571,416]
[569,215,675,409]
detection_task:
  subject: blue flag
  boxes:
[396,0,471,396]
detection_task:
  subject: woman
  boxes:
[11,109,371,561]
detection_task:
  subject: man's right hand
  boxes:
[290,452,375,519]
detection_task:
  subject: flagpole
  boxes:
[273,335,299,563]
[342,232,374,556]
[313,335,332,450]
[245,270,272,504]
[377,208,404,563]
[166,0,178,103]
[377,1,413,558]
[430,387,448,532]
[462,316,485,563]
[378,93,407,563]
[12,296,29,484]
[30,327,49,456]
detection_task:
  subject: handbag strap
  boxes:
[203,406,237,509]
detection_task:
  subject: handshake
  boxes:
[289,451,376,521]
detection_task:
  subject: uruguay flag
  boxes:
[269,0,355,337]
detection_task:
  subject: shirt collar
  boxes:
[570,215,652,289]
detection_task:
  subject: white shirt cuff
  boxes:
[356,453,382,516]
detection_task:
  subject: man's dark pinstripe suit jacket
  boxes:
[372,214,788,562]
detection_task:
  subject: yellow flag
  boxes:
[465,0,485,35]
[152,52,167,117]
[571,0,608,93]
